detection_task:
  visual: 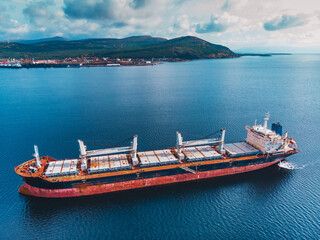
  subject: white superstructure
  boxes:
[246,113,297,154]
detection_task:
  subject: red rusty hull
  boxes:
[19,159,283,198]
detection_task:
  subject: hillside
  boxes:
[0,36,238,59]
[14,36,70,44]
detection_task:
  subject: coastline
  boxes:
[0,55,245,69]
[0,53,294,69]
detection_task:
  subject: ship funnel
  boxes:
[271,122,282,136]
[33,145,41,168]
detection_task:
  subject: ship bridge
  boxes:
[246,113,297,154]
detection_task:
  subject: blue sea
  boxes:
[0,55,319,239]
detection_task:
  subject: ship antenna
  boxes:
[263,112,270,133]
[254,119,257,127]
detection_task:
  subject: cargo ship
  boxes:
[15,113,298,198]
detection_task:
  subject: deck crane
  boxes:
[175,128,226,159]
[78,135,138,170]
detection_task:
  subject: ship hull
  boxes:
[19,157,284,198]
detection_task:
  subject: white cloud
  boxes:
[172,15,190,31]
[264,14,310,31]
[6,24,30,34]
[0,0,319,52]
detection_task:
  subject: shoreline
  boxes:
[0,54,291,69]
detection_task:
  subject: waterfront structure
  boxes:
[0,60,22,68]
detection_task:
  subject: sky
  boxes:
[0,0,320,52]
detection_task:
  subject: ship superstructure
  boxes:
[246,113,297,154]
[15,113,298,198]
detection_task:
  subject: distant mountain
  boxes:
[116,36,238,59]
[14,36,70,45]
[0,35,238,59]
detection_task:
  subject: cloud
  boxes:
[195,16,228,33]
[20,1,102,39]
[130,0,146,9]
[221,0,230,11]
[168,14,192,36]
[64,0,116,20]
[263,14,310,31]
[23,2,53,25]
[63,0,151,21]
[0,4,30,37]
[173,15,190,31]
[0,5,8,24]
[112,22,128,28]
[0,0,319,52]
[6,24,30,34]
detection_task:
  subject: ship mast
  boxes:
[131,135,138,166]
[33,145,41,168]
[78,140,87,170]
[219,128,226,154]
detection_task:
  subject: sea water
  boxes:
[0,55,319,239]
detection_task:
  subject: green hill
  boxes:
[0,35,238,59]
[15,36,70,44]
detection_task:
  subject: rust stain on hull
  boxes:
[19,160,282,198]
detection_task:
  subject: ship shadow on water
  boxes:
[21,164,293,221]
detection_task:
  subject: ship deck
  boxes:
[14,141,298,183]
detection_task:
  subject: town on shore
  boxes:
[0,57,183,68]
